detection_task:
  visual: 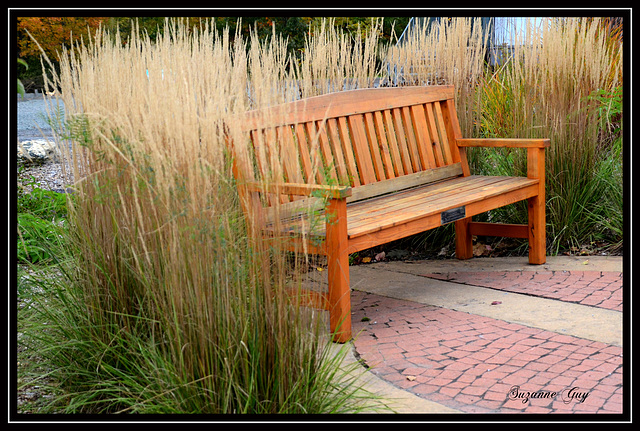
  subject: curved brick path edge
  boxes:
[350,269,624,414]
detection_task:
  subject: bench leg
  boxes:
[325,198,351,343]
[455,217,473,260]
[527,147,547,264]
[528,195,546,264]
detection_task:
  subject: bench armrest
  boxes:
[456,138,550,148]
[456,138,548,181]
[244,181,352,199]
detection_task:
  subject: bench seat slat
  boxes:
[347,175,508,219]
[346,176,533,227]
[266,175,538,241]
[347,176,538,237]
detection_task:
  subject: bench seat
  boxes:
[266,174,539,253]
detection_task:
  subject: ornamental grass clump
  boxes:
[472,17,623,251]
[385,17,623,253]
[20,18,385,414]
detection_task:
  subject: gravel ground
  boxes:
[17,95,72,192]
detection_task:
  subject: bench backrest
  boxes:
[237,85,467,208]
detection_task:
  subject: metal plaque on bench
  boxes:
[441,206,466,224]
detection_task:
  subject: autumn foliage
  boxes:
[17,17,107,60]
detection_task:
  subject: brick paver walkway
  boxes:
[351,270,624,414]
[421,270,623,311]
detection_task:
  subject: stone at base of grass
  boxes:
[18,140,60,164]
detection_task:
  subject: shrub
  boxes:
[17,177,69,264]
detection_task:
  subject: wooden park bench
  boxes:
[233,85,549,343]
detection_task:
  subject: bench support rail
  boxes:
[455,146,547,264]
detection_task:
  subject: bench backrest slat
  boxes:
[239,85,464,207]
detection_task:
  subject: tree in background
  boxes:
[17,17,107,59]
[17,17,107,91]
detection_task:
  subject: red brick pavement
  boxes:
[421,271,623,311]
[351,287,624,414]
